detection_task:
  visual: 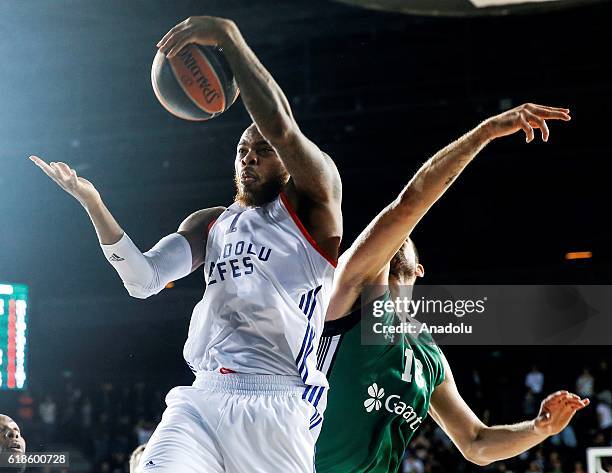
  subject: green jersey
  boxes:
[315,292,445,473]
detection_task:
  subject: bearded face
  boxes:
[234,124,290,207]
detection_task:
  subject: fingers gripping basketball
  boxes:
[151,44,239,121]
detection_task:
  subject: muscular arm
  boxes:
[159,18,341,206]
[29,155,224,298]
[219,23,341,205]
[429,354,589,466]
[177,206,226,270]
[327,103,571,319]
[100,206,223,298]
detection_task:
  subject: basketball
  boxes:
[151,44,239,121]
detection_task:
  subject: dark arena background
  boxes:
[0,0,610,472]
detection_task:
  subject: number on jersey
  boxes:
[402,348,425,388]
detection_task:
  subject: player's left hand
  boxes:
[533,390,589,437]
[157,16,237,58]
[482,103,571,143]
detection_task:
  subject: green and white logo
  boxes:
[364,383,385,412]
[363,382,423,431]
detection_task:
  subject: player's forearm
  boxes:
[396,122,492,219]
[86,196,193,299]
[220,23,296,146]
[220,24,337,198]
[83,196,124,245]
[467,420,547,466]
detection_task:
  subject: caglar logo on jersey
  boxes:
[363,382,423,431]
[207,240,272,285]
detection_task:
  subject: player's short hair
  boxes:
[129,444,147,473]
[389,238,419,281]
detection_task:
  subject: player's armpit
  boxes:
[178,206,226,271]
[326,259,389,320]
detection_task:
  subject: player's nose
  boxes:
[241,150,258,166]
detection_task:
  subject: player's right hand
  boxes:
[29,155,101,208]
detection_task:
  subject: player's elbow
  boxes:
[124,283,155,299]
[464,452,493,467]
[462,437,495,467]
[262,115,299,147]
[394,190,427,219]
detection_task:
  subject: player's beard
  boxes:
[234,171,289,207]
[390,241,417,282]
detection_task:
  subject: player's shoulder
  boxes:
[178,206,226,234]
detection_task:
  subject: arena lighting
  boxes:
[470,0,557,6]
[0,282,28,390]
[565,251,593,260]
[0,284,14,295]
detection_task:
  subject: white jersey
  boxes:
[183,192,336,411]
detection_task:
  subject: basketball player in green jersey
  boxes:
[315,103,590,473]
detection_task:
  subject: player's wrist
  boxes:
[474,120,497,144]
[217,19,240,49]
[531,417,552,439]
[81,193,102,211]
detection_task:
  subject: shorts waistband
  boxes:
[193,371,306,395]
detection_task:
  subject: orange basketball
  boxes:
[151,44,240,121]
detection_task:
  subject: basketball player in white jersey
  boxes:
[30,15,342,473]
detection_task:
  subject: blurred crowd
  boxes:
[5,376,164,472]
[2,358,611,472]
[401,360,612,473]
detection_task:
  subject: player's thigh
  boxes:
[220,394,316,473]
[140,387,224,473]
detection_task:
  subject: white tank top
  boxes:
[183,192,336,410]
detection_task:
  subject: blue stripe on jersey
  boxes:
[313,386,325,406]
[303,289,314,316]
[295,325,312,367]
[307,286,322,321]
[296,285,325,420]
[310,417,323,430]
[299,329,316,381]
[308,386,319,402]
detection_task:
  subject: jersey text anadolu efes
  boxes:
[183,193,336,417]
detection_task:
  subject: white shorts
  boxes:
[140,372,320,473]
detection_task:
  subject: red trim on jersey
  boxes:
[219,367,236,374]
[279,192,337,267]
[207,218,217,236]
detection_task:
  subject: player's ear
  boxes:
[416,264,425,278]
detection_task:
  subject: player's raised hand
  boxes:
[157,16,236,58]
[482,103,571,143]
[29,156,100,208]
[533,390,589,437]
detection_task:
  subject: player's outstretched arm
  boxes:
[29,156,122,244]
[29,155,221,299]
[327,103,570,318]
[428,355,589,466]
[157,17,342,244]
